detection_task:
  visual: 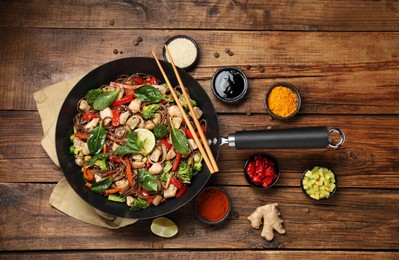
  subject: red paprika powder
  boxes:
[195,187,231,222]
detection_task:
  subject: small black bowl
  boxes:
[244,153,280,190]
[211,66,248,104]
[193,186,232,225]
[163,35,199,71]
[300,166,337,200]
[264,82,301,120]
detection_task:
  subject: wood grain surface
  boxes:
[1,183,398,250]
[1,0,398,31]
[0,0,398,258]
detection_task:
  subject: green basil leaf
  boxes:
[90,177,112,193]
[170,119,189,155]
[115,132,145,155]
[135,85,165,103]
[138,169,158,192]
[93,90,119,110]
[86,88,103,105]
[88,122,106,154]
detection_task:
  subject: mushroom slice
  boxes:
[79,99,91,112]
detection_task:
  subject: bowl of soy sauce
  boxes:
[211,66,248,104]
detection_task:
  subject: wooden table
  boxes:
[1,1,398,258]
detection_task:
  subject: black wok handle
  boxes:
[229,126,338,149]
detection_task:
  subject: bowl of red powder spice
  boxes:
[264,82,301,120]
[193,186,232,225]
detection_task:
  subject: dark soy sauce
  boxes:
[213,68,246,101]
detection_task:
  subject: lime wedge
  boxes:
[133,128,156,155]
[150,217,178,238]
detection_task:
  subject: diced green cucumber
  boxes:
[302,166,336,200]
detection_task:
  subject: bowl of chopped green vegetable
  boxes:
[300,166,337,200]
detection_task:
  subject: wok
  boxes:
[56,57,345,219]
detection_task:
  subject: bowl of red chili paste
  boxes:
[244,153,280,190]
[193,186,232,225]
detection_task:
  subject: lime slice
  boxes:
[150,217,178,238]
[133,128,156,155]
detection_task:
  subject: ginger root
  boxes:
[247,203,285,241]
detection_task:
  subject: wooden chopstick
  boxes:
[152,51,218,174]
[163,46,219,174]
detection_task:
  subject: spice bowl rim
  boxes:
[264,82,302,120]
[300,165,338,201]
[210,66,249,104]
[244,152,280,190]
[163,34,199,71]
[193,186,232,225]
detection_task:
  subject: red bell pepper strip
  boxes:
[170,176,183,190]
[146,160,151,171]
[185,128,194,139]
[124,158,133,187]
[82,112,98,121]
[133,76,144,84]
[83,167,94,182]
[185,125,206,139]
[172,153,182,172]
[110,94,134,107]
[105,187,122,195]
[146,75,158,85]
[176,184,188,198]
[107,134,124,145]
[160,138,172,150]
[147,197,154,203]
[112,107,121,127]
[109,155,122,163]
[141,188,149,196]
[74,132,88,140]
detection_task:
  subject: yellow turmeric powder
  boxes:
[267,86,298,118]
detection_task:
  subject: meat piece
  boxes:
[128,99,141,113]
[164,184,178,198]
[119,111,130,125]
[84,118,100,132]
[100,107,113,126]
[172,117,182,129]
[115,179,130,194]
[168,105,182,118]
[149,147,162,162]
[148,163,163,175]
[152,195,163,207]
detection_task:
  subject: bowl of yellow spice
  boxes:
[264,82,301,120]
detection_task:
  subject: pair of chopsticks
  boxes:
[152,47,219,174]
